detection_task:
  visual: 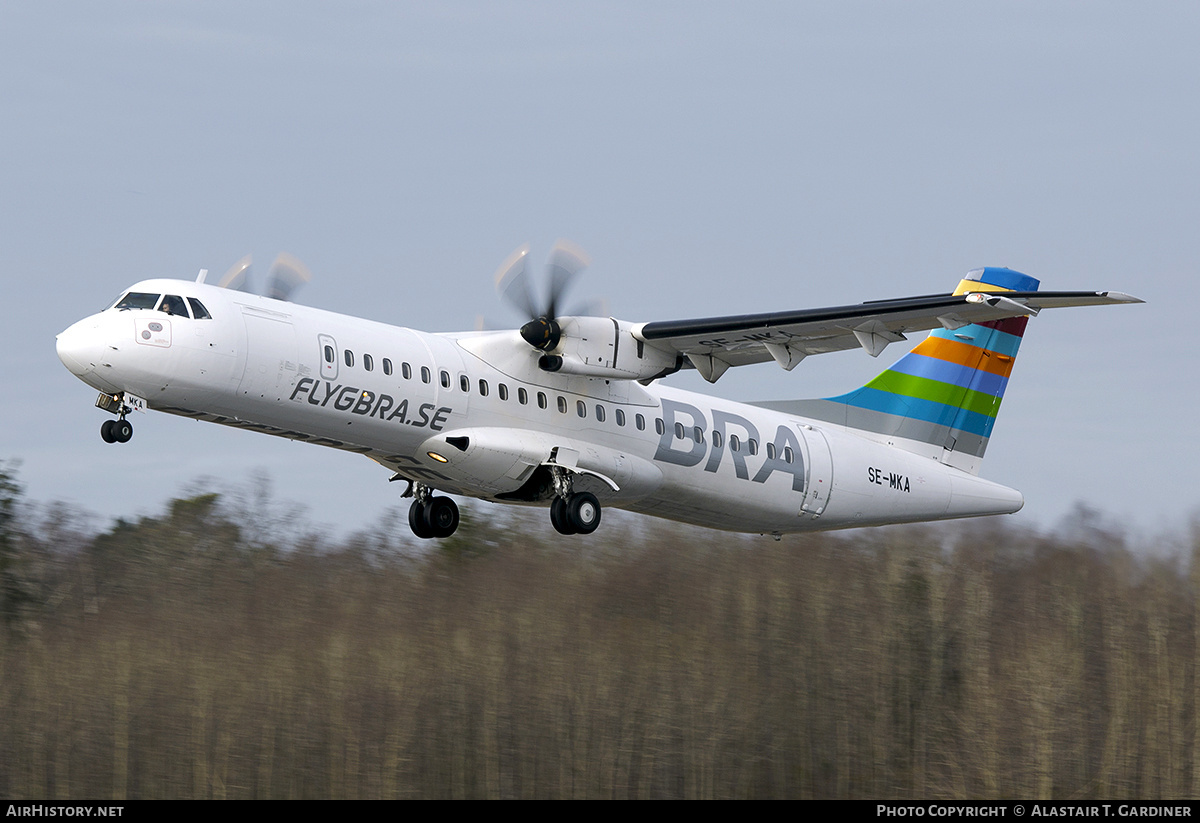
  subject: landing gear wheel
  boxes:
[113,419,133,443]
[424,496,460,538]
[100,420,117,443]
[409,500,434,539]
[550,496,577,535]
[567,492,601,534]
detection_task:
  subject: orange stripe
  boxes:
[910,336,1016,378]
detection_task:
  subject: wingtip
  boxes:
[1101,291,1145,304]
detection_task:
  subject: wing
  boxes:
[631,290,1142,382]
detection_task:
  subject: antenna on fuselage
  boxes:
[196,268,209,284]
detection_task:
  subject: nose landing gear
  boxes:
[96,392,136,444]
[100,418,133,444]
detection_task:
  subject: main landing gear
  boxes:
[548,466,601,536]
[407,482,460,539]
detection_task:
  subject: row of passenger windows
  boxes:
[324,345,791,461]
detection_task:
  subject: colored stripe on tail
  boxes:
[752,267,1039,475]
[826,267,1037,460]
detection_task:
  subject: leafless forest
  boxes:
[1,463,1197,799]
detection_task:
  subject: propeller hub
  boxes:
[520,317,561,351]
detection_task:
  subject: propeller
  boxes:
[216,253,313,302]
[494,240,592,352]
[218,255,253,293]
[264,253,313,301]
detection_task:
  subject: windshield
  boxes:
[158,295,188,317]
[114,292,160,310]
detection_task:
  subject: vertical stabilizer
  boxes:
[757,268,1039,475]
[829,267,1037,473]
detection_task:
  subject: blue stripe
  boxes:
[829,387,998,438]
[929,325,1024,357]
[965,267,1040,292]
[885,353,1009,398]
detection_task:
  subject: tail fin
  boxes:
[824,267,1038,473]
[751,268,1039,474]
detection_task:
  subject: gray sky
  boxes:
[2,2,1192,539]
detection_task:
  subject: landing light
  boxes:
[427,451,449,464]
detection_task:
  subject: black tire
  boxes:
[100,420,117,443]
[113,419,133,443]
[550,496,577,535]
[567,492,601,534]
[424,496,460,538]
[409,500,434,539]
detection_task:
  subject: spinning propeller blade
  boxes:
[217,255,254,293]
[495,240,594,352]
[216,253,312,302]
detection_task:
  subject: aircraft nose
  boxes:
[56,319,104,377]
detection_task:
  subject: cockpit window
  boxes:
[115,292,160,310]
[158,295,188,317]
[187,297,212,320]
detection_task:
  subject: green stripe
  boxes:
[865,371,1003,420]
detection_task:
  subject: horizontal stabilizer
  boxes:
[633,283,1141,375]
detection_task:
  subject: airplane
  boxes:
[55,244,1141,539]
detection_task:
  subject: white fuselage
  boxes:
[56,279,1023,535]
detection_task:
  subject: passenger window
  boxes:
[675,422,685,440]
[460,375,469,392]
[518,387,528,405]
[749,440,758,456]
[159,295,188,317]
[421,366,431,384]
[115,292,160,310]
[537,392,547,409]
[557,396,568,414]
[577,400,587,418]
[440,371,450,389]
[784,446,794,464]
[498,383,508,401]
[767,443,776,460]
[345,350,354,368]
[383,359,393,376]
[187,298,212,319]
[324,345,335,363]
[403,363,412,380]
[479,380,489,397]
[730,435,741,452]
[694,426,704,443]
[595,405,605,423]
[637,414,646,431]
[655,418,664,435]
[615,409,625,426]
[713,431,723,448]
[364,354,374,372]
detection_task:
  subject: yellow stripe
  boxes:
[952,279,1015,297]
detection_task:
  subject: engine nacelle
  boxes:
[543,316,678,381]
